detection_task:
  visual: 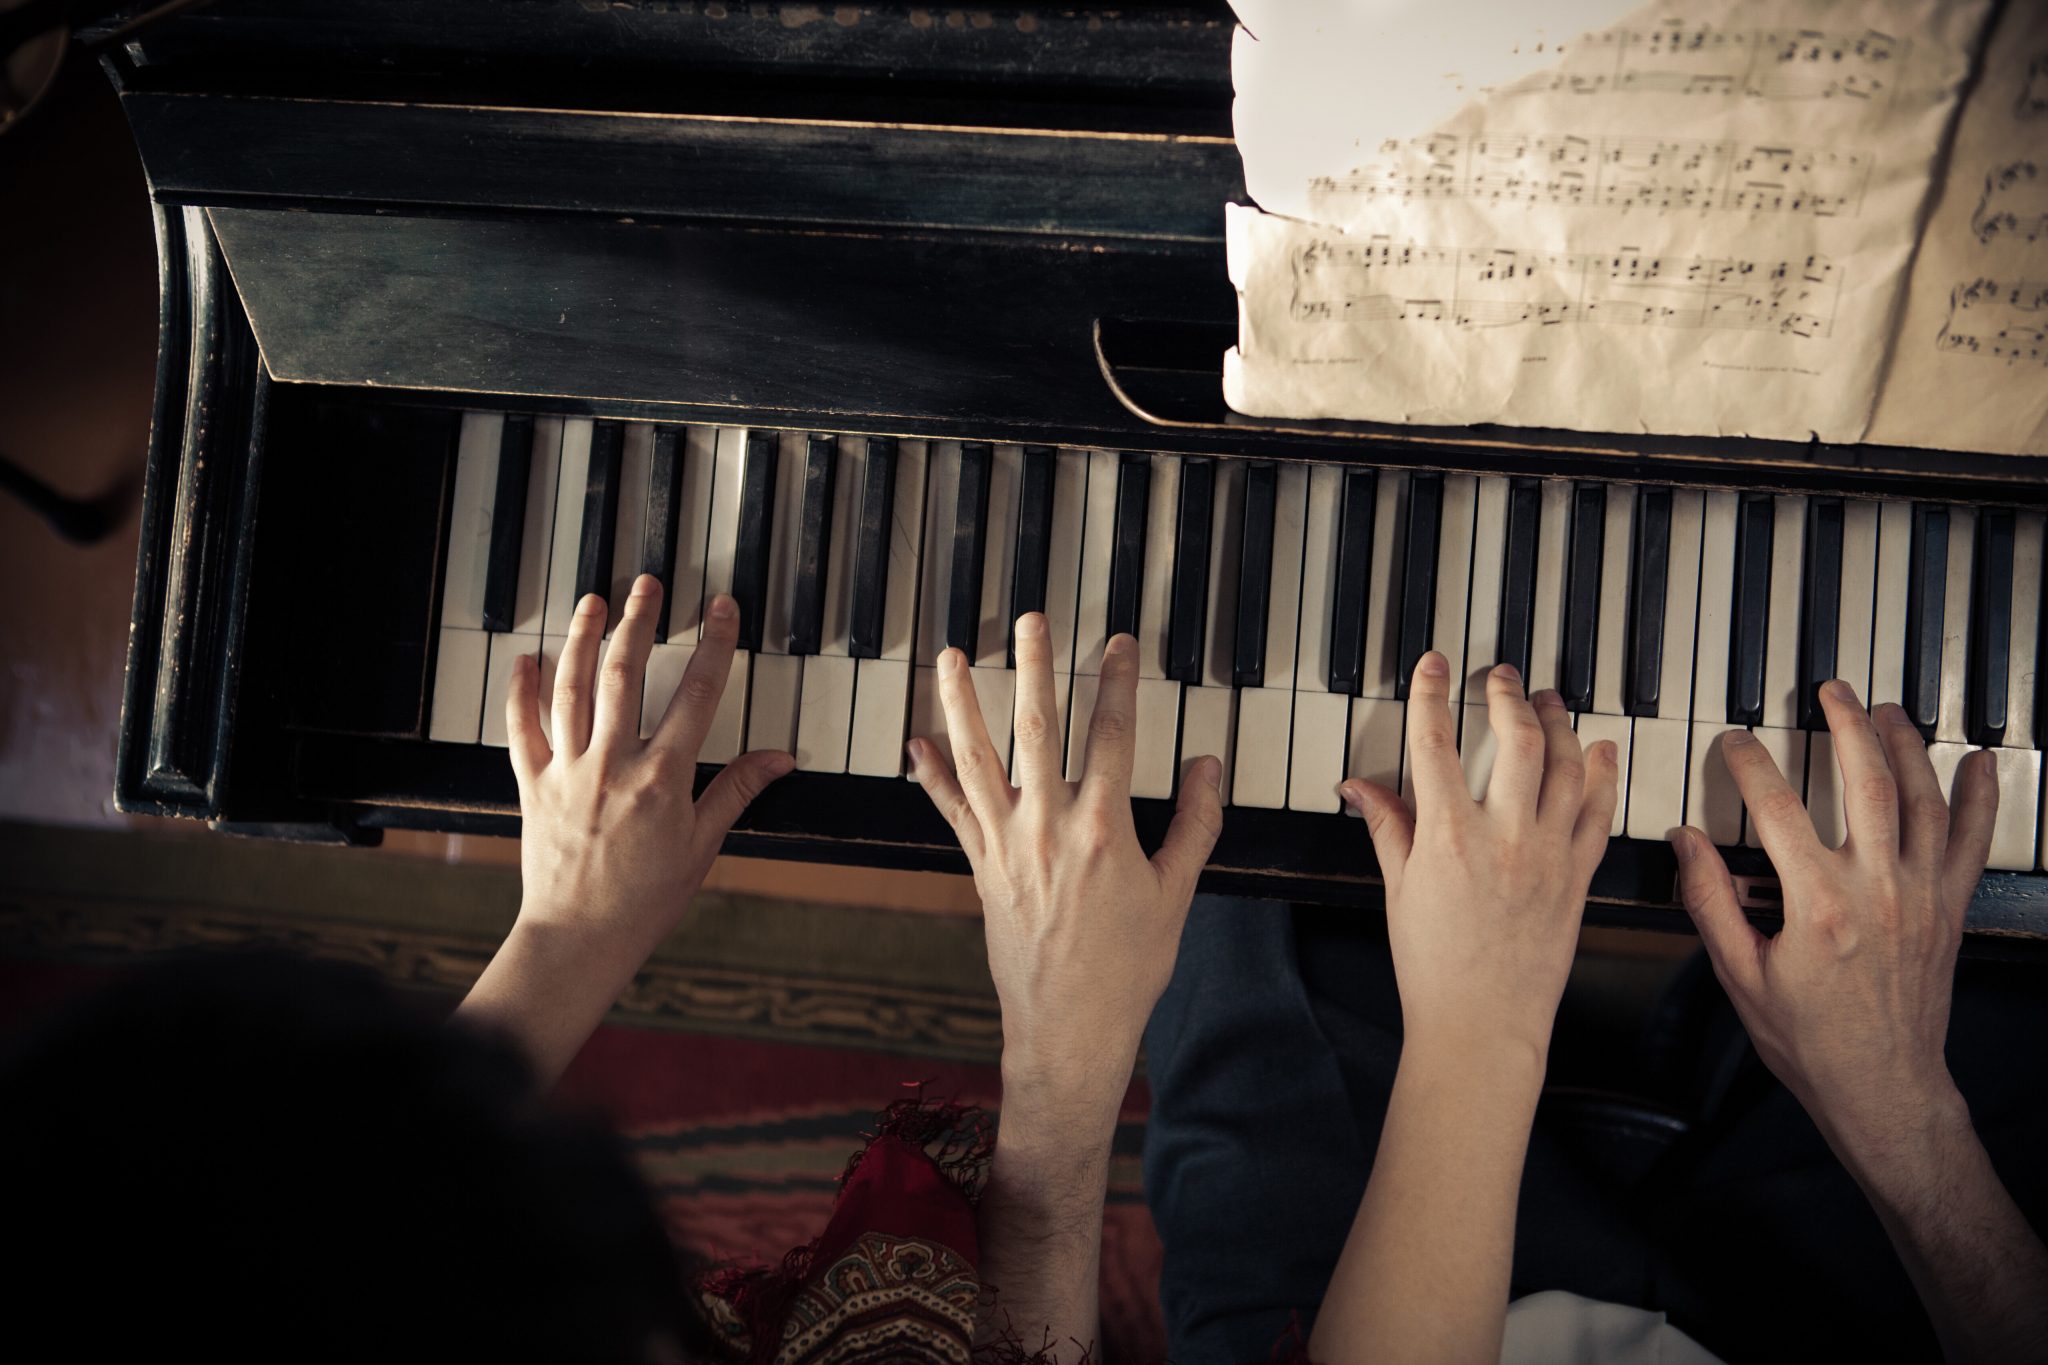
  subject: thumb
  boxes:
[1153,755,1226,902]
[692,749,796,855]
[1344,778,1413,899]
[1671,827,1765,998]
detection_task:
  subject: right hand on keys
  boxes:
[908,613,1225,1105]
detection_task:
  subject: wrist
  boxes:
[1823,1075,1975,1203]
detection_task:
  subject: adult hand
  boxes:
[909,616,1224,1103]
[1341,655,1620,1059]
[1670,683,1997,1155]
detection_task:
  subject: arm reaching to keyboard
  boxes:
[1673,683,2048,1365]
[1312,657,1620,1365]
[456,576,793,1086]
[910,615,1224,1362]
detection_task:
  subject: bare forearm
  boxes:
[1311,1033,1546,1365]
[454,916,647,1087]
[1832,1089,2048,1365]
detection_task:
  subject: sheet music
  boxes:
[1224,0,2021,450]
[1867,0,2048,454]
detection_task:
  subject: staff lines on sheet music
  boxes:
[1289,239,1842,339]
[1546,24,1905,104]
[1307,131,1874,217]
[1938,277,2048,365]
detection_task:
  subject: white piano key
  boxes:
[542,418,595,637]
[849,438,929,778]
[1835,500,1879,701]
[756,433,808,656]
[505,418,563,638]
[1807,733,1847,848]
[1288,690,1350,812]
[915,440,966,663]
[1233,687,1295,810]
[1180,684,1237,804]
[1625,716,1689,841]
[1926,743,1970,839]
[1762,495,1807,729]
[1686,723,1746,846]
[1694,492,1740,722]
[481,633,539,749]
[1045,448,1091,679]
[702,426,748,601]
[915,663,1013,776]
[606,423,654,633]
[1362,470,1409,700]
[1659,491,1706,720]
[1071,449,1122,678]
[1743,727,1809,848]
[1461,477,1510,707]
[975,444,1024,669]
[1936,508,1976,744]
[640,641,689,740]
[699,651,749,764]
[1199,460,1250,695]
[746,651,802,753]
[848,659,914,777]
[1458,701,1497,803]
[1133,676,1183,799]
[819,436,867,656]
[1869,501,1914,707]
[1263,463,1312,685]
[1591,485,1635,718]
[975,666,1016,768]
[429,627,491,743]
[1346,694,1405,804]
[442,412,503,632]
[1527,479,1572,695]
[793,654,857,772]
[1988,748,2041,872]
[536,636,563,746]
[1575,712,1633,838]
[1138,454,1182,680]
[1433,473,1479,701]
[666,425,718,647]
[1295,463,1346,693]
[2005,511,2042,749]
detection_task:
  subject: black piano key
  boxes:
[643,425,683,642]
[787,435,838,656]
[1727,492,1774,726]
[1105,453,1151,642]
[1497,477,1542,682]
[848,437,898,660]
[1797,498,1844,730]
[1008,446,1057,666]
[1327,466,1376,695]
[480,413,534,633]
[1395,472,1446,702]
[573,419,624,609]
[1625,486,1671,717]
[945,442,993,654]
[729,429,779,652]
[1904,504,1948,736]
[1968,508,2015,746]
[1166,458,1214,684]
[1234,461,1279,689]
[1558,483,1605,712]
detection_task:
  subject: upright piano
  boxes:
[100,1,2048,944]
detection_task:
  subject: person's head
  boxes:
[1,950,710,1362]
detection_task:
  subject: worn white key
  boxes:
[1807,732,1847,848]
[1926,742,1971,826]
[747,651,802,753]
[1762,495,1807,729]
[1988,748,2041,872]
[757,432,808,657]
[1234,687,1296,810]
[702,426,748,604]
[1625,716,1689,841]
[1230,464,1311,806]
[1936,508,1976,744]
[699,652,750,764]
[1835,500,1879,701]
[429,627,491,743]
[1659,491,1706,720]
[975,444,1024,670]
[482,633,540,748]
[794,654,857,772]
[1744,727,1809,849]
[1201,459,1245,692]
[791,435,867,774]
[1527,480,1572,695]
[1591,485,1635,718]
[1138,455,1182,680]
[1133,676,1183,799]
[640,641,688,740]
[850,438,929,778]
[1459,701,1498,802]
[1869,501,1913,707]
[2004,512,2042,750]
[914,443,962,668]
[442,412,503,632]
[536,636,563,746]
[542,418,595,637]
[1180,684,1237,803]
[1029,447,1092,780]
[1575,712,1633,838]
[1462,477,1510,710]
[1361,471,1409,700]
[1433,473,1479,699]
[973,666,1016,767]
[1288,691,1350,812]
[1687,723,1746,846]
[1346,694,1405,801]
[606,423,653,633]
[848,660,914,777]
[1693,492,1740,723]
[1070,449,1121,680]
[665,425,719,648]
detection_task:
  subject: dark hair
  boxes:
[0,950,714,1363]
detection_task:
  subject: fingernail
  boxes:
[1340,782,1364,810]
[1015,612,1045,639]
[630,574,658,598]
[939,647,961,674]
[1822,678,1853,703]
[1532,688,1563,709]
[766,751,796,776]
[709,593,737,621]
[578,593,605,617]
[903,740,923,776]
[1723,729,1756,748]
[1420,652,1448,678]
[1493,662,1521,684]
[1106,633,1135,658]
[1199,755,1222,789]
[1981,749,1998,778]
[1671,829,1697,864]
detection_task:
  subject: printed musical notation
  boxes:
[1289,238,1842,338]
[1307,131,1872,217]
[1546,24,1904,103]
[1970,160,2047,244]
[1937,278,2048,364]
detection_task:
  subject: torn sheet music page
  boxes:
[1223,0,1999,448]
[1867,0,2048,455]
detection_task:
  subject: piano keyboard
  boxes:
[427,413,2048,872]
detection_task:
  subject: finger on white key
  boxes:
[1574,712,1632,838]
[1180,685,1237,804]
[1744,728,1809,849]
[1133,677,1183,800]
[1288,691,1349,813]
[1687,724,1747,847]
[1345,695,1404,817]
